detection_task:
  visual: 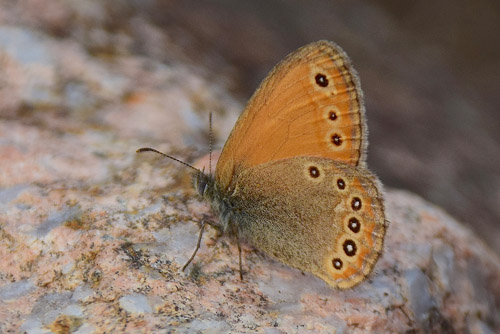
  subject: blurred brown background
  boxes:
[5,0,499,253]
[140,0,500,253]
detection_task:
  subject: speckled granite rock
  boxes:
[2,147,500,334]
[1,3,500,334]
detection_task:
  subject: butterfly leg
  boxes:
[182,215,221,271]
[182,219,207,271]
[236,233,243,281]
[204,218,223,238]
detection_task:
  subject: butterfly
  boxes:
[139,40,386,289]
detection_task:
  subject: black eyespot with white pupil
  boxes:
[332,258,343,270]
[331,134,342,146]
[315,73,329,87]
[309,166,320,178]
[351,197,362,211]
[328,111,337,120]
[343,240,357,257]
[337,178,345,190]
[348,217,361,233]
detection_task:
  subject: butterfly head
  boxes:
[192,171,215,200]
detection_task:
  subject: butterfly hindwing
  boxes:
[231,157,385,289]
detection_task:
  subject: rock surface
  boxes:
[1,2,500,334]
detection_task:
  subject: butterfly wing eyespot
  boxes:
[327,109,339,120]
[346,216,361,233]
[315,73,329,87]
[215,40,367,191]
[332,258,343,270]
[336,178,346,190]
[343,239,357,256]
[304,164,325,183]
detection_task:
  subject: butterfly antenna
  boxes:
[208,112,213,175]
[136,147,202,174]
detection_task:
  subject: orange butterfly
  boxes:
[139,40,386,289]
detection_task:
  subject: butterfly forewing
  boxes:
[216,40,367,191]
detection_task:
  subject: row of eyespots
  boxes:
[336,179,362,212]
[332,183,363,271]
[303,161,363,271]
[328,110,342,147]
[321,74,341,148]
[315,72,363,272]
[315,72,344,148]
